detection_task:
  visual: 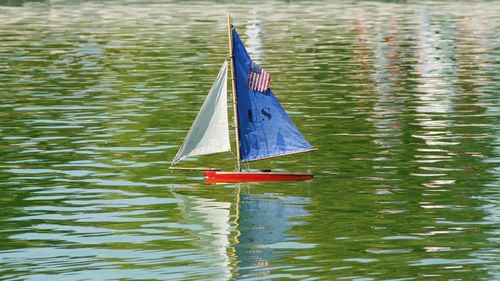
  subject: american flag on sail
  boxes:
[248,61,271,92]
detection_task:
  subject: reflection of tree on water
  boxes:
[0,0,46,7]
[411,10,499,281]
[174,187,311,280]
[455,11,500,279]
[368,14,404,153]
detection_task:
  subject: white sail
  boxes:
[172,60,231,165]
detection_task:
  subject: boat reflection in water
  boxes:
[173,185,312,280]
[174,192,232,280]
[235,190,311,279]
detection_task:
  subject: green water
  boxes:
[0,1,498,280]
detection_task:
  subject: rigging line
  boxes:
[243,161,250,171]
[229,149,250,171]
[229,150,237,159]
[229,150,240,172]
[307,151,311,173]
[229,150,238,164]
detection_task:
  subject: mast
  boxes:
[227,13,241,171]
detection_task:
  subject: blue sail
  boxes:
[232,29,313,162]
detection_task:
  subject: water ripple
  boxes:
[0,1,498,280]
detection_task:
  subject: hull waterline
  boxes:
[204,171,313,183]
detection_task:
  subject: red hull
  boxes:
[204,171,313,183]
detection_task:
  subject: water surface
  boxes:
[0,1,498,280]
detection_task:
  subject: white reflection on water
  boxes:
[245,10,265,61]
[174,193,232,281]
[415,11,458,115]
[413,10,459,192]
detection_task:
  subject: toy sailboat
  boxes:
[170,14,315,183]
